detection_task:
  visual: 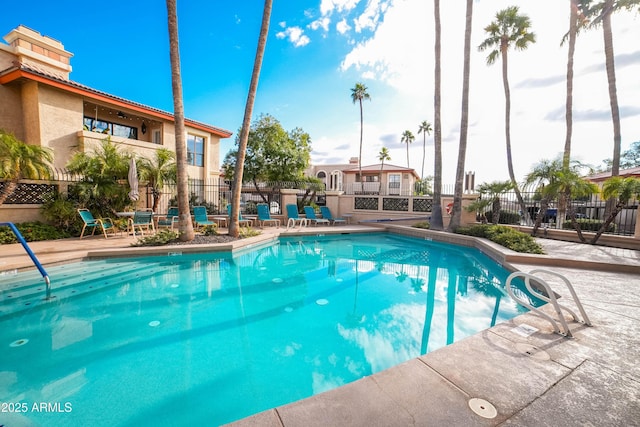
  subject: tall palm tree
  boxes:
[401,130,415,169]
[448,0,474,231]
[377,146,391,193]
[417,120,432,179]
[0,129,52,207]
[431,0,444,231]
[478,6,536,225]
[350,82,370,185]
[166,0,194,241]
[562,0,581,168]
[229,0,273,238]
[138,148,177,212]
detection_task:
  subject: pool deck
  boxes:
[1,224,639,426]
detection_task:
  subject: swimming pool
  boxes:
[0,232,540,426]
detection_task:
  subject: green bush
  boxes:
[455,224,544,254]
[412,221,430,229]
[485,210,521,224]
[0,222,71,244]
[131,230,179,246]
[202,225,218,236]
[563,219,615,232]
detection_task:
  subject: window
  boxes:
[83,117,138,140]
[187,134,205,167]
[389,174,401,188]
[152,129,162,145]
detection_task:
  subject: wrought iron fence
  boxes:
[474,190,638,236]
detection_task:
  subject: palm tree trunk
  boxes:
[229,0,273,237]
[0,180,17,207]
[421,133,426,179]
[563,0,578,168]
[448,0,472,231]
[166,0,194,241]
[430,0,444,231]
[358,99,363,185]
[501,42,529,224]
[591,203,622,244]
[602,0,621,178]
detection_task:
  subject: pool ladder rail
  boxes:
[506,269,591,338]
[0,222,52,300]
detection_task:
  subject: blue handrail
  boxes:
[0,222,52,299]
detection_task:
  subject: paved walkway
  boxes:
[1,225,639,426]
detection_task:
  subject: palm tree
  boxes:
[401,130,415,169]
[166,0,195,241]
[466,180,514,224]
[138,148,177,212]
[417,121,432,179]
[350,82,370,185]
[591,176,640,244]
[0,129,52,207]
[229,0,273,238]
[561,0,582,168]
[478,6,536,225]
[377,147,391,194]
[448,0,473,232]
[524,158,563,236]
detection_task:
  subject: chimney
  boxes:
[3,25,73,79]
[349,157,359,165]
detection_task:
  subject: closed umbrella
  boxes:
[128,157,139,204]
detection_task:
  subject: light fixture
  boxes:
[117,111,126,119]
[141,123,147,134]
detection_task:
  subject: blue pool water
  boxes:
[0,233,539,426]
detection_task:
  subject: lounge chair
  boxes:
[286,204,308,229]
[128,210,155,235]
[78,209,117,239]
[227,204,253,227]
[157,206,179,230]
[320,206,346,225]
[303,206,330,226]
[193,206,218,230]
[256,203,280,228]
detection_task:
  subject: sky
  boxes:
[1,0,639,187]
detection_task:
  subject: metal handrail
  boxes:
[0,222,52,299]
[506,269,591,338]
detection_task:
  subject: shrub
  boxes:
[0,222,71,244]
[563,219,615,233]
[131,230,179,246]
[485,210,521,224]
[202,225,218,236]
[239,227,261,238]
[412,221,430,229]
[455,224,544,254]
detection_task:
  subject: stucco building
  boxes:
[0,25,231,180]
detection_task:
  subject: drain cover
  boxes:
[10,338,29,347]
[468,398,497,419]
[515,343,551,361]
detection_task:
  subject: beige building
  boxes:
[0,25,232,180]
[307,157,421,195]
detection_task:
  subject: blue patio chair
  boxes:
[193,206,218,230]
[227,204,253,227]
[303,206,330,226]
[78,209,117,239]
[320,206,346,225]
[157,207,179,230]
[256,203,280,228]
[128,210,155,236]
[286,204,308,230]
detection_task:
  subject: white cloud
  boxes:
[276,26,311,47]
[336,18,351,35]
[320,0,360,16]
[310,16,331,32]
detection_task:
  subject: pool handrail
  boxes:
[0,222,52,299]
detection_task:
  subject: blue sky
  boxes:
[2,0,639,186]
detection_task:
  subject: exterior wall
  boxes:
[0,82,23,138]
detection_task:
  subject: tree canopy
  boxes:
[222,114,311,184]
